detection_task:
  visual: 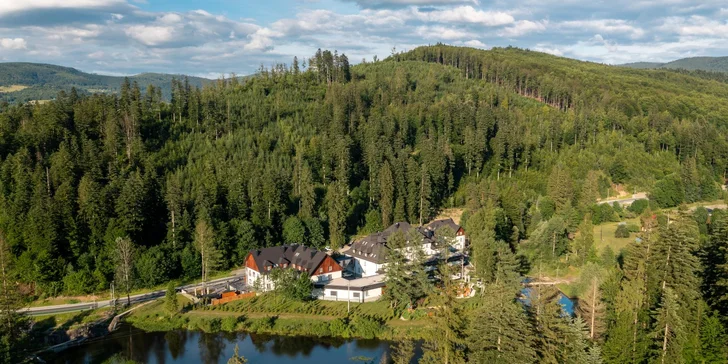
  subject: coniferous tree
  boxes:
[379,161,394,228]
[326,181,348,249]
[0,232,30,363]
[468,285,538,363]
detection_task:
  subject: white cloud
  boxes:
[0,38,27,49]
[346,0,478,7]
[0,0,124,14]
[417,6,514,26]
[559,19,644,39]
[462,39,486,47]
[660,16,728,37]
[415,25,475,40]
[499,20,547,37]
[533,45,563,56]
[125,25,175,46]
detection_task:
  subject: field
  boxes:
[593,218,640,255]
[0,84,28,92]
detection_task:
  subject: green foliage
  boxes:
[650,175,685,208]
[614,224,630,238]
[165,283,179,317]
[627,199,649,214]
[269,268,313,301]
[227,344,248,364]
[590,204,618,225]
[282,216,306,245]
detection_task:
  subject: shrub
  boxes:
[350,316,384,339]
[626,223,640,233]
[627,199,649,214]
[329,318,350,338]
[614,224,630,238]
[221,316,243,332]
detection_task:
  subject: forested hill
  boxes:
[0,62,210,103]
[622,56,728,73]
[1,45,728,362]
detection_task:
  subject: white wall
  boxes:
[322,287,382,302]
[453,235,466,251]
[247,267,342,289]
[358,258,384,277]
[312,271,342,283]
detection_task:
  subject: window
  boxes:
[330,291,338,297]
[328,266,332,272]
[353,292,360,298]
[319,268,323,273]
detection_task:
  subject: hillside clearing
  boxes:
[0,84,28,92]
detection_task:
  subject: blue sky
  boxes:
[1,0,727,78]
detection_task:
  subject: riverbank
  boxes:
[125,293,439,341]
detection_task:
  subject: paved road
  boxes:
[21,275,244,316]
[596,192,648,206]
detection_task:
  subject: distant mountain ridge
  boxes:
[621,56,728,73]
[0,62,212,103]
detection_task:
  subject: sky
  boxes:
[0,0,727,78]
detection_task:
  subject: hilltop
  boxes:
[622,56,728,73]
[0,62,211,103]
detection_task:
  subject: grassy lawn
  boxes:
[125,293,444,340]
[206,293,396,321]
[128,294,192,317]
[31,307,114,333]
[29,270,234,307]
[593,218,639,255]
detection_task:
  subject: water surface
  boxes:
[46,325,396,364]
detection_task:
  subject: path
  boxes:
[22,275,244,316]
[597,192,647,206]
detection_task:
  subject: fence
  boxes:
[211,291,256,306]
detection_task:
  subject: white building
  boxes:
[244,245,343,292]
[315,274,386,302]
[344,220,468,278]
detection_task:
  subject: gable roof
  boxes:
[349,221,434,264]
[246,245,332,276]
[426,218,462,234]
[349,219,466,264]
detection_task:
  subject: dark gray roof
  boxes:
[349,221,439,264]
[247,245,330,276]
[426,218,461,234]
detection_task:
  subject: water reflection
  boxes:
[46,325,394,364]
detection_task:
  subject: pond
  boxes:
[45,325,415,364]
[520,287,576,316]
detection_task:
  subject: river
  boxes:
[44,325,409,364]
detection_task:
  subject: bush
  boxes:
[614,224,630,238]
[221,316,244,332]
[329,318,350,338]
[626,224,640,233]
[627,199,649,214]
[350,316,384,339]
